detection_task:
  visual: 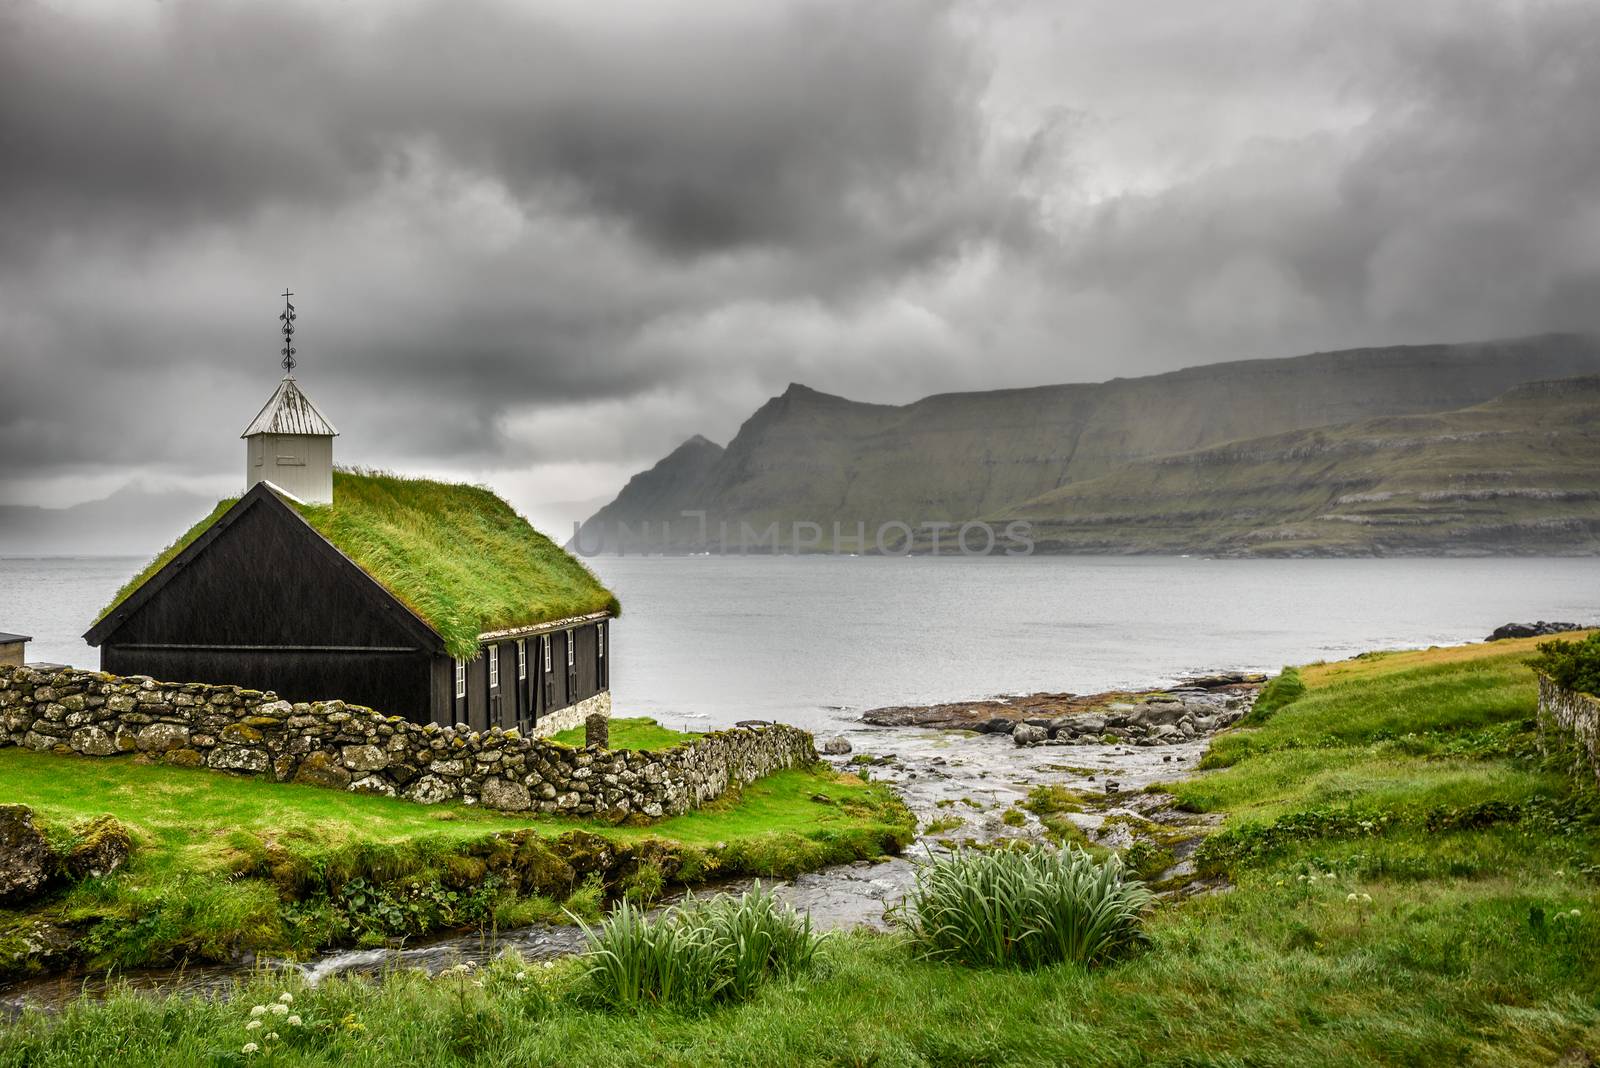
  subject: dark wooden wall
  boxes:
[98,496,441,723]
[438,621,609,731]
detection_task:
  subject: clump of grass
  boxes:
[893,846,1151,969]
[1020,784,1081,816]
[577,885,818,1010]
[1001,808,1027,827]
[1241,667,1306,725]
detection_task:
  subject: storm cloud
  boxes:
[2,0,1598,516]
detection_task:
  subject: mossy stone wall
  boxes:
[0,666,815,818]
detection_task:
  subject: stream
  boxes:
[0,709,1228,1016]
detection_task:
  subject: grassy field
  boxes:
[0,751,911,976]
[3,634,1599,1066]
[549,717,702,750]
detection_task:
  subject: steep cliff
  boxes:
[580,333,1600,552]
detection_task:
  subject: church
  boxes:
[83,297,618,735]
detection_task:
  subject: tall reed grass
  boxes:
[894,846,1151,968]
[576,884,818,1010]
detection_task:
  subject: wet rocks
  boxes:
[1487,621,1589,641]
[821,736,853,755]
[1012,723,1049,746]
[1023,689,1250,747]
[0,805,54,904]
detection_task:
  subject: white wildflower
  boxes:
[242,1043,260,1055]
[270,1002,289,1016]
[287,1015,302,1027]
[245,1019,262,1031]
[1346,892,1358,903]
[514,971,528,981]
[1360,893,1372,903]
[1571,908,1582,918]
[249,1005,268,1017]
[265,1033,280,1042]
[278,992,294,1004]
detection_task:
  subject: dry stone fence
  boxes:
[1537,675,1600,787]
[0,666,816,819]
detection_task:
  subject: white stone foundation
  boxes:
[530,690,611,739]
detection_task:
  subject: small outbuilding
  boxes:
[83,333,618,735]
[0,633,31,669]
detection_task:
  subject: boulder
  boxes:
[584,713,610,749]
[821,736,853,755]
[341,744,389,772]
[208,746,270,773]
[1075,713,1107,734]
[1486,621,1587,641]
[292,751,352,790]
[982,718,1016,735]
[0,920,77,981]
[1012,723,1049,746]
[70,726,118,756]
[480,777,532,812]
[404,775,455,805]
[136,722,190,753]
[64,816,131,879]
[0,804,56,904]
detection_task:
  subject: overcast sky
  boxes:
[3,0,1598,517]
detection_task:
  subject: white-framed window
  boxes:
[542,636,552,673]
[598,624,605,659]
[517,639,527,680]
[454,658,466,699]
[567,630,575,668]
[488,644,499,689]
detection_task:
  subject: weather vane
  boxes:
[279,288,297,375]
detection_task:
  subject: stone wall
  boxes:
[1537,675,1600,787]
[536,691,610,739]
[0,666,816,818]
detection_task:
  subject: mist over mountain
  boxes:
[577,333,1600,554]
[0,484,217,557]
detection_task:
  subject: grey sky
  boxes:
[2,0,1597,516]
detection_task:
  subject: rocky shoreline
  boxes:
[860,671,1264,747]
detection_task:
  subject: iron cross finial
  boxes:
[278,288,298,375]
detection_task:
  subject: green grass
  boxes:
[579,886,818,1010]
[551,717,702,750]
[5,633,1600,1065]
[894,847,1151,969]
[98,470,619,658]
[0,751,910,975]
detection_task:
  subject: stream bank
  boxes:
[1,674,1259,1014]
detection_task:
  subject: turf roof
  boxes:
[97,470,619,659]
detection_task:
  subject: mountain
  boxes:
[0,483,218,557]
[995,375,1600,556]
[578,333,1600,552]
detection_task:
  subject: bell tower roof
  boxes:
[241,375,339,438]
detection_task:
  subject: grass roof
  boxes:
[98,470,619,659]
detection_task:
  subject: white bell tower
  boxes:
[241,290,338,504]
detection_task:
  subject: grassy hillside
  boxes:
[1001,375,1600,555]
[4,635,1598,1065]
[579,333,1600,551]
[0,752,910,978]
